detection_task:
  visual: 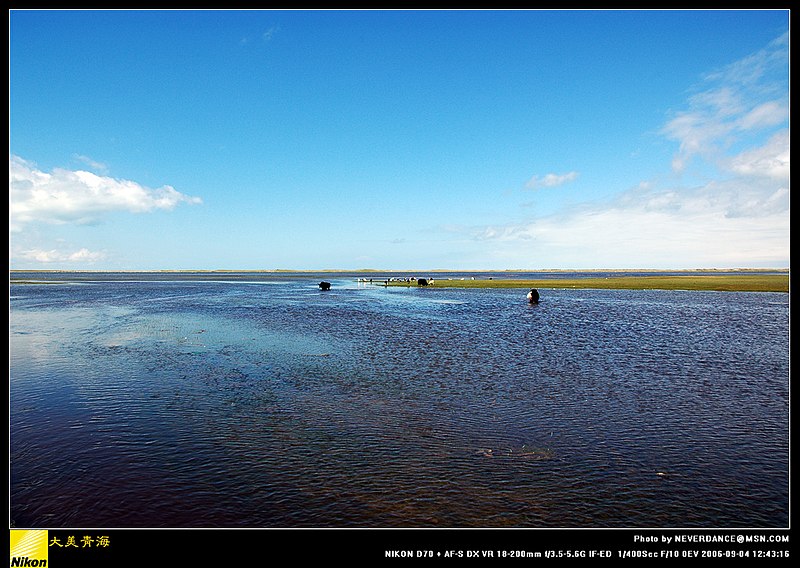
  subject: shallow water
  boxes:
[9,275,789,528]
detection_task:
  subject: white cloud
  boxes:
[16,247,107,264]
[239,25,279,46]
[462,34,789,269]
[736,100,787,131]
[262,26,279,41]
[9,155,202,232]
[704,31,789,86]
[466,181,788,268]
[662,32,788,174]
[724,129,789,181]
[492,164,787,266]
[72,154,108,173]
[526,171,579,189]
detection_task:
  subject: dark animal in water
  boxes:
[527,288,539,303]
[418,278,429,286]
[319,281,331,291]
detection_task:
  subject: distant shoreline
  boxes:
[384,275,788,293]
[9,270,789,293]
[8,268,789,274]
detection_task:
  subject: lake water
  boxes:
[9,273,789,528]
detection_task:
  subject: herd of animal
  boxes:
[318,279,540,304]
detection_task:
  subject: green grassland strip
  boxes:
[388,275,788,293]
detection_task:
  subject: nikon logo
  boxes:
[10,558,47,567]
[9,530,48,568]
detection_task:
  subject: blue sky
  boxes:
[9,10,790,270]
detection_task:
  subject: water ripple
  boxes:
[10,281,788,528]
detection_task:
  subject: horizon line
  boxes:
[9,267,790,273]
